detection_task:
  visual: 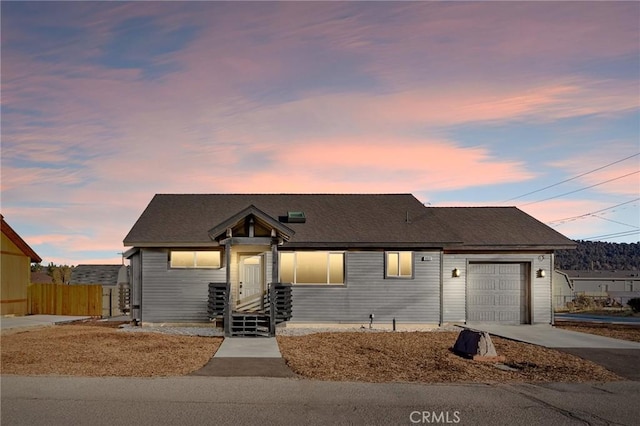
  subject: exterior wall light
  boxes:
[537,268,546,278]
[452,268,461,278]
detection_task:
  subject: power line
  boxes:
[547,198,640,224]
[504,152,640,202]
[580,229,640,241]
[591,216,640,229]
[519,170,640,207]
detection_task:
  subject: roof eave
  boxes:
[445,244,577,251]
[283,241,463,249]
[124,242,222,248]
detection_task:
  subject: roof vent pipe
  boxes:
[406,211,410,223]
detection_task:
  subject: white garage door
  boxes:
[467,263,529,324]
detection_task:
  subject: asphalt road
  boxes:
[555,313,640,324]
[2,376,639,426]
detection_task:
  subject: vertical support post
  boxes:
[224,240,232,336]
[439,251,444,326]
[550,253,554,326]
[270,233,279,336]
[271,231,279,285]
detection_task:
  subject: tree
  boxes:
[555,241,640,270]
[47,263,73,284]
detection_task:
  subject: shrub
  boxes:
[628,298,640,313]
[572,295,596,310]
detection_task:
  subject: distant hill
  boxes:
[555,240,640,271]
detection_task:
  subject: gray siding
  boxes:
[141,249,226,322]
[130,252,142,320]
[442,255,466,323]
[572,279,637,293]
[444,253,552,325]
[291,251,441,324]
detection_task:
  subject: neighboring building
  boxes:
[70,264,124,286]
[70,264,129,317]
[1,215,42,316]
[123,194,575,331]
[552,270,573,309]
[560,270,640,294]
[560,269,640,306]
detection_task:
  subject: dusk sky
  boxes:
[1,1,639,266]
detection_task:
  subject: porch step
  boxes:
[230,312,271,337]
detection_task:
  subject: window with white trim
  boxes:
[279,251,344,285]
[170,251,221,269]
[386,251,413,278]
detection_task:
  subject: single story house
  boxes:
[1,215,42,316]
[123,194,575,334]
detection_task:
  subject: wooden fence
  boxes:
[28,284,103,316]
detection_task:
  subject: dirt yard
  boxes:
[277,331,623,383]
[1,324,626,383]
[1,324,222,377]
[555,322,640,343]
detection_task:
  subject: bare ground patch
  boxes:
[555,323,640,343]
[277,332,622,383]
[1,325,222,377]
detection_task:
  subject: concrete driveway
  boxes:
[0,315,90,332]
[464,324,640,348]
[464,324,640,380]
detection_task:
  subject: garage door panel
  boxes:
[499,264,521,274]
[498,295,519,305]
[471,264,497,274]
[468,262,528,324]
[475,279,497,290]
[499,279,520,290]
[469,294,495,306]
[474,311,496,322]
[499,311,520,322]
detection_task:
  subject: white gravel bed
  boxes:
[276,324,461,336]
[117,324,460,337]
[118,325,225,337]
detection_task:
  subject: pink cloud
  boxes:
[521,199,639,241]
[550,148,640,197]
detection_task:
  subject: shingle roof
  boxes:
[429,207,576,249]
[123,194,576,250]
[70,264,126,286]
[1,215,42,263]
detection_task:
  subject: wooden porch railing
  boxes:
[208,281,292,336]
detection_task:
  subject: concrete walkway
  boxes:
[214,337,283,358]
[464,324,640,348]
[191,337,296,378]
[0,315,91,332]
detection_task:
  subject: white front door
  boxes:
[239,255,263,300]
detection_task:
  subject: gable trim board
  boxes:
[123,194,574,326]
